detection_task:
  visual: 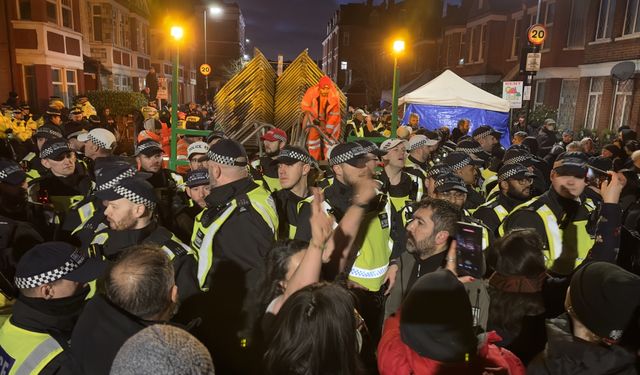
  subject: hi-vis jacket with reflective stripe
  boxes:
[191,181,278,290]
[499,189,596,275]
[0,319,62,375]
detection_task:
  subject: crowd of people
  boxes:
[0,93,639,375]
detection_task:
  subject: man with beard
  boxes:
[473,163,535,234]
[451,119,470,143]
[443,152,485,210]
[0,242,105,374]
[135,139,184,231]
[271,145,317,240]
[384,198,460,318]
[67,245,178,375]
[251,128,287,192]
[28,138,93,216]
[86,176,200,300]
[499,152,599,275]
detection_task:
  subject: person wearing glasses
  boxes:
[28,138,93,216]
[473,163,535,235]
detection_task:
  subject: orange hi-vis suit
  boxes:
[301,75,341,160]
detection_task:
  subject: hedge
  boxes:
[84,90,148,117]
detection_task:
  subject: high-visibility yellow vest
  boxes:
[475,197,510,223]
[347,120,364,137]
[191,185,278,289]
[0,319,63,375]
[348,195,394,292]
[21,153,40,182]
[499,198,596,274]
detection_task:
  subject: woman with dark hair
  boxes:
[487,229,547,364]
[264,282,361,375]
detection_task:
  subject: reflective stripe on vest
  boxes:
[348,192,393,292]
[191,186,278,289]
[481,174,498,195]
[0,320,63,375]
[493,205,509,223]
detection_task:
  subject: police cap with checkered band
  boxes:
[94,159,149,192]
[0,159,26,186]
[135,139,163,157]
[14,242,106,289]
[40,138,72,160]
[185,169,210,188]
[207,138,248,167]
[497,163,536,183]
[95,177,157,210]
[433,173,468,194]
[77,128,116,150]
[276,145,318,168]
[328,142,368,167]
[443,151,484,171]
[503,148,535,167]
[34,124,63,140]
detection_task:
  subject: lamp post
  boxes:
[169,25,183,170]
[203,5,223,98]
[391,39,405,138]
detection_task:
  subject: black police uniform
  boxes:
[473,192,525,235]
[250,156,280,192]
[272,188,309,240]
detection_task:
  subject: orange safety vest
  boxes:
[300,86,341,139]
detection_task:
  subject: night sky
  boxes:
[235,0,384,61]
[236,0,458,61]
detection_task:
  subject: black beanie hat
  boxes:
[400,270,477,362]
[570,262,640,343]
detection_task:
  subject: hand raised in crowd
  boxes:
[601,171,627,204]
[352,177,379,208]
[308,188,334,263]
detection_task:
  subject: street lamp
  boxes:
[391,39,405,137]
[204,5,224,97]
[169,25,183,170]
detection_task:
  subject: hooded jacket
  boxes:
[527,314,637,375]
[378,314,526,375]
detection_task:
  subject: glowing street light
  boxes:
[209,6,223,15]
[391,39,406,136]
[170,26,184,41]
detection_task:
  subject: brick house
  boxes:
[0,0,85,110]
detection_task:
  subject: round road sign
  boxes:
[528,24,547,45]
[199,64,212,76]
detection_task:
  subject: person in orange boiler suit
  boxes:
[300,75,341,160]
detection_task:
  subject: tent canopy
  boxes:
[398,69,510,113]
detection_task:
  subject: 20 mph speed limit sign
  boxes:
[528,24,547,45]
[199,64,212,76]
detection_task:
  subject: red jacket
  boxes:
[378,314,526,375]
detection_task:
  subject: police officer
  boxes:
[187,141,209,171]
[63,160,139,249]
[0,160,57,297]
[22,122,64,182]
[473,125,504,166]
[177,138,278,373]
[499,152,599,275]
[90,175,200,300]
[77,127,117,177]
[473,163,535,234]
[0,242,105,374]
[405,132,440,179]
[378,138,424,220]
[443,151,485,210]
[500,147,549,199]
[135,139,184,230]
[173,169,210,243]
[271,145,317,240]
[68,106,84,123]
[28,138,93,216]
[251,128,287,192]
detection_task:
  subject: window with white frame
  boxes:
[541,1,555,50]
[46,0,57,24]
[610,79,634,129]
[479,24,487,62]
[585,77,604,129]
[511,17,522,58]
[92,5,103,41]
[624,0,640,34]
[61,0,72,28]
[18,0,32,20]
[567,0,587,47]
[595,0,616,40]
[534,80,546,108]
[51,68,77,106]
[22,65,37,108]
[114,75,131,91]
